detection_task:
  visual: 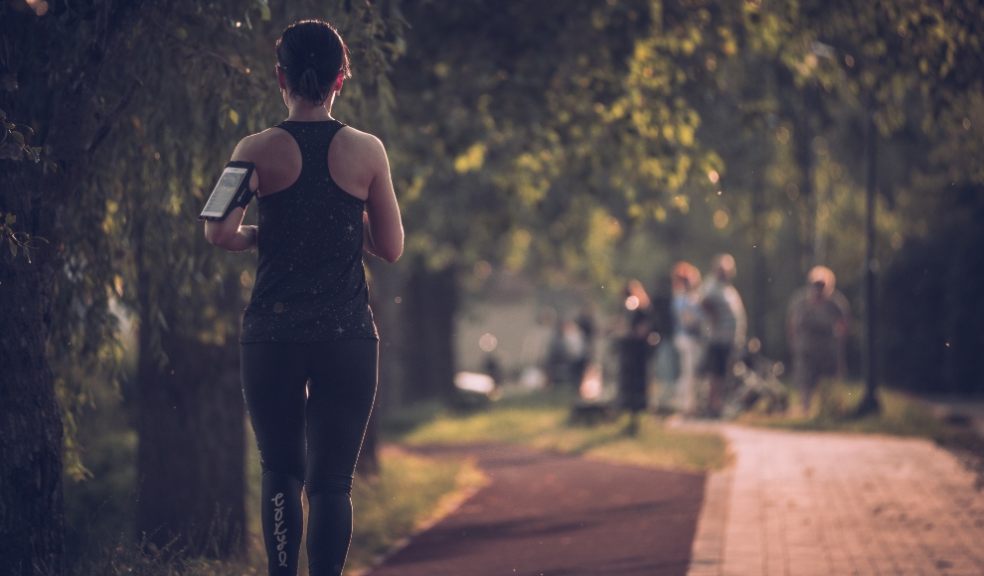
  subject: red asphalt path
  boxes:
[365,444,706,576]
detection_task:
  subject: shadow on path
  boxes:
[366,444,706,576]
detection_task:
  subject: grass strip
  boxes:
[737,379,950,438]
[397,390,728,472]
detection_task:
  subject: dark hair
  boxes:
[276,19,351,104]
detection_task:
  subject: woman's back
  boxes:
[240,119,376,343]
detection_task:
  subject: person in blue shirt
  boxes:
[671,261,703,416]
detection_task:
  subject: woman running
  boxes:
[204,19,403,576]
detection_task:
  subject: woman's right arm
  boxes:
[363,135,403,263]
[204,135,260,252]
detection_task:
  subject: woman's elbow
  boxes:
[377,232,404,263]
[372,226,403,263]
[378,242,403,263]
[204,223,230,248]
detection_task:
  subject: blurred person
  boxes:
[518,307,556,389]
[482,352,504,387]
[617,280,655,434]
[671,261,703,416]
[699,254,747,418]
[546,315,573,386]
[204,20,403,576]
[563,318,588,390]
[572,302,598,387]
[787,266,851,415]
[647,277,675,412]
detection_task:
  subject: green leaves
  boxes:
[0,111,41,163]
[0,210,48,263]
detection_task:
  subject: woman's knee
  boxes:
[305,472,353,496]
[260,453,306,482]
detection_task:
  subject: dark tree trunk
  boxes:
[0,174,65,576]
[368,259,407,409]
[775,63,816,279]
[402,262,458,403]
[794,85,817,274]
[133,247,246,556]
[750,176,767,342]
[359,259,407,476]
[134,332,246,556]
[858,111,881,415]
[0,5,132,569]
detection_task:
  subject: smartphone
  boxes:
[199,161,255,221]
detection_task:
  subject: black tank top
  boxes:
[240,120,378,343]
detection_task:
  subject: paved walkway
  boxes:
[366,444,706,576]
[687,425,984,576]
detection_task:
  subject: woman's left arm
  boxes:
[204,137,260,252]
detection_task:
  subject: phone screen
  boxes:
[200,166,250,220]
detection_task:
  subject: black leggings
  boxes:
[241,339,378,576]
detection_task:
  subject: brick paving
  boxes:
[687,425,984,576]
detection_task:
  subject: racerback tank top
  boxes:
[240,119,378,343]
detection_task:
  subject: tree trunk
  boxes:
[359,259,407,476]
[368,259,407,409]
[0,174,65,576]
[134,332,246,556]
[133,248,246,556]
[795,86,817,274]
[750,177,767,343]
[858,111,880,415]
[402,262,458,403]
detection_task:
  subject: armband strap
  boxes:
[198,160,256,220]
[234,186,255,209]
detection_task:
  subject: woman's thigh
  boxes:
[302,339,378,493]
[241,342,309,478]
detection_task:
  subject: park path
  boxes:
[686,424,984,576]
[364,443,706,576]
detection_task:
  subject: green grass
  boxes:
[66,405,482,575]
[738,379,949,439]
[397,390,728,472]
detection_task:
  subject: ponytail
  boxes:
[296,67,327,103]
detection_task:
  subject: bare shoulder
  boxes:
[335,125,387,159]
[231,128,291,161]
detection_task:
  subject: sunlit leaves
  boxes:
[100,200,120,235]
[453,142,486,174]
[503,228,532,272]
[580,208,624,280]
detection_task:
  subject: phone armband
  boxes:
[198,161,256,221]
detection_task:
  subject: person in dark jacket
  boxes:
[787,265,850,415]
[617,280,656,435]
